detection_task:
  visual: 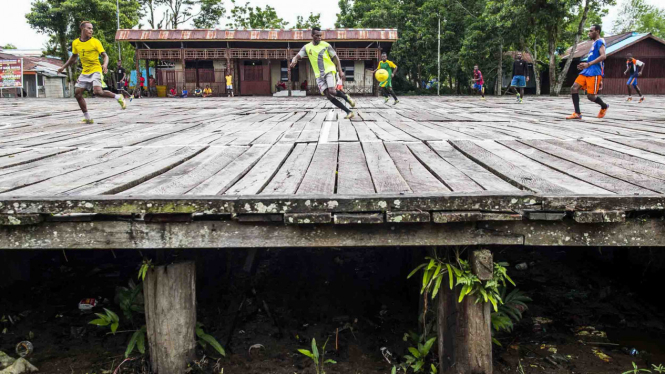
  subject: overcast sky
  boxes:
[0,0,661,50]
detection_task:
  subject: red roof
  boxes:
[116,29,398,42]
[0,52,64,74]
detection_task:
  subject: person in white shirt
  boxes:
[624,53,645,102]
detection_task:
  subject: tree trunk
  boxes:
[548,31,558,96]
[438,250,493,374]
[525,45,541,95]
[496,42,503,96]
[144,261,197,374]
[554,0,591,96]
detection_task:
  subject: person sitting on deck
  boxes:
[203,86,213,98]
[180,89,188,98]
[168,87,177,98]
[193,87,203,97]
[275,81,287,92]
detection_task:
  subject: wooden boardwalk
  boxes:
[1,95,665,197]
[2,95,665,249]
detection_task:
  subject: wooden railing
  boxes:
[138,48,381,61]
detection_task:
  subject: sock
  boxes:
[328,96,350,114]
[83,112,91,120]
[114,94,121,100]
[594,97,608,110]
[572,93,581,114]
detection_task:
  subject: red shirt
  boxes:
[140,77,145,87]
[474,70,484,85]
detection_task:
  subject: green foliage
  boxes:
[116,279,144,324]
[612,0,665,38]
[125,325,147,358]
[2,44,17,49]
[155,0,225,29]
[138,259,153,282]
[226,0,289,28]
[89,308,120,334]
[622,363,665,374]
[294,13,322,29]
[408,254,515,312]
[401,334,437,373]
[297,338,336,374]
[196,323,226,357]
[490,288,531,345]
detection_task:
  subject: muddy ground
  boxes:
[1,246,664,374]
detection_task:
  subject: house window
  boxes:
[280,61,299,82]
[341,61,354,82]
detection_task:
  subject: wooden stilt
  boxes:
[144,261,196,374]
[438,249,493,374]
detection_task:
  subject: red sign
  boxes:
[0,59,23,88]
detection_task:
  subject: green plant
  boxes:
[652,364,665,373]
[408,253,515,312]
[403,336,437,373]
[138,259,153,281]
[125,325,147,358]
[116,279,144,324]
[623,362,652,374]
[490,288,531,346]
[196,323,226,357]
[297,338,336,374]
[89,308,119,334]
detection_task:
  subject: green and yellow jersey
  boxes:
[298,41,338,78]
[378,60,397,88]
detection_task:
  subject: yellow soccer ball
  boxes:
[375,69,389,82]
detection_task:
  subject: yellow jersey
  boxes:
[204,88,212,95]
[72,37,105,75]
[298,41,337,78]
[225,75,233,85]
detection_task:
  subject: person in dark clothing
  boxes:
[507,52,529,103]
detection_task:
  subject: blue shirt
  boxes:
[581,38,605,77]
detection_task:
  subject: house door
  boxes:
[240,61,270,95]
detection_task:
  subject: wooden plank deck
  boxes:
[2,96,664,198]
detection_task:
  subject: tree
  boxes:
[156,0,225,29]
[226,0,288,28]
[613,0,665,38]
[140,0,169,29]
[294,13,321,29]
[1,44,17,49]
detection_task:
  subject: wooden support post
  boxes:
[287,62,292,97]
[438,249,493,374]
[145,58,150,97]
[144,261,196,374]
[134,48,140,95]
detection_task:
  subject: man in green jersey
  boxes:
[290,27,356,120]
[372,52,399,104]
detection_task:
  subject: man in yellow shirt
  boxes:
[290,27,356,120]
[57,21,127,124]
[203,85,213,98]
[225,71,234,97]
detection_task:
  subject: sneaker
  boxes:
[597,104,609,119]
[626,97,633,102]
[384,97,389,104]
[519,98,523,104]
[129,95,134,103]
[566,113,582,120]
[516,94,521,102]
[80,118,94,124]
[639,97,645,103]
[393,99,400,105]
[117,96,127,110]
[344,112,355,120]
[348,96,356,108]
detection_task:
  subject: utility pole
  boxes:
[437,15,440,96]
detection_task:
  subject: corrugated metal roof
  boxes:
[115,29,398,42]
[562,32,664,60]
[580,33,649,61]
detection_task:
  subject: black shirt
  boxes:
[512,60,528,77]
[117,67,126,82]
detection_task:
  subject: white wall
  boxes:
[44,76,65,98]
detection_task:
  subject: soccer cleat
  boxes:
[566,112,582,120]
[384,97,389,103]
[348,96,356,108]
[344,112,355,120]
[117,96,127,110]
[639,97,645,103]
[597,105,609,119]
[80,118,94,124]
[516,94,521,102]
[393,99,400,105]
[518,98,523,104]
[626,97,633,102]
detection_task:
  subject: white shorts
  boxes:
[75,72,103,90]
[316,73,336,94]
[226,85,233,90]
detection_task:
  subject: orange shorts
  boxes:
[575,75,602,95]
